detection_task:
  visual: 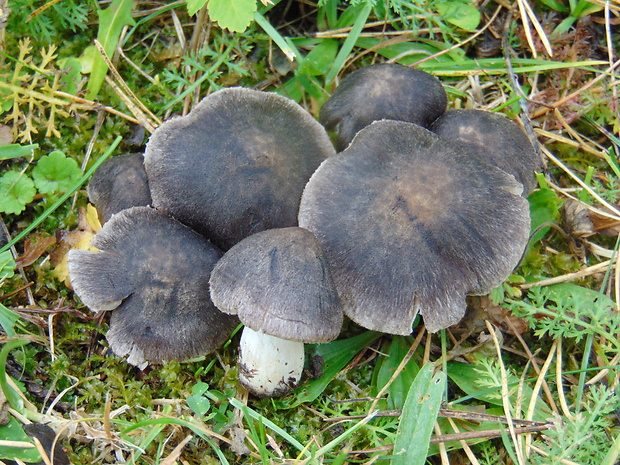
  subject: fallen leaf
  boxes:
[564,199,620,238]
[15,234,57,267]
[0,125,12,146]
[463,295,528,336]
[51,204,101,286]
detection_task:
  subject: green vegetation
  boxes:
[0,0,619,463]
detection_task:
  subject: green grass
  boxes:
[1,0,619,463]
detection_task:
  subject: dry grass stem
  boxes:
[543,146,620,218]
[446,417,481,465]
[93,40,161,131]
[531,57,620,119]
[515,0,553,57]
[555,338,576,420]
[525,341,557,457]
[486,320,526,465]
[434,421,450,465]
[520,259,613,289]
[537,128,606,159]
[160,434,193,465]
[505,317,558,412]
[409,5,502,67]
[528,444,583,465]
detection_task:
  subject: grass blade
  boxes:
[87,0,136,98]
[391,363,446,465]
[254,11,300,63]
[325,3,372,85]
[228,398,307,455]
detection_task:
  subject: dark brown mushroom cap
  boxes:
[430,109,542,195]
[298,120,530,334]
[320,63,448,151]
[144,88,336,251]
[87,153,152,224]
[68,206,237,365]
[209,227,342,343]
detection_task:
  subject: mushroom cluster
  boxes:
[69,63,540,397]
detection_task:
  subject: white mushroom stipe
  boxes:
[238,327,305,398]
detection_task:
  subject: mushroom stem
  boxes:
[238,327,305,398]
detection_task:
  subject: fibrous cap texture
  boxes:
[299,120,530,334]
[68,206,237,365]
[320,63,447,150]
[144,87,336,250]
[210,227,342,343]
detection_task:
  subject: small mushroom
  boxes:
[87,153,152,224]
[144,88,336,250]
[299,120,530,334]
[430,109,542,195]
[320,63,448,150]
[68,206,237,367]
[209,227,342,397]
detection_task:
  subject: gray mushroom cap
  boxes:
[144,88,336,251]
[68,206,237,366]
[298,120,530,334]
[430,109,542,195]
[209,227,342,343]
[320,63,448,151]
[87,153,152,224]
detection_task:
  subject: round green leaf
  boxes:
[0,170,36,214]
[434,1,480,31]
[208,0,256,33]
[32,150,81,195]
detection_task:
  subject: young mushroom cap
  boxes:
[299,120,531,334]
[144,88,336,251]
[430,109,542,195]
[320,63,448,150]
[68,206,237,367]
[209,226,342,397]
[87,153,152,224]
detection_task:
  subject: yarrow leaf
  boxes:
[509,283,620,346]
[32,150,81,195]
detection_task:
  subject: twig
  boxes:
[349,423,553,454]
[326,407,550,427]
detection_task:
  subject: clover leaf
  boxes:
[32,150,81,195]
[0,170,36,214]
